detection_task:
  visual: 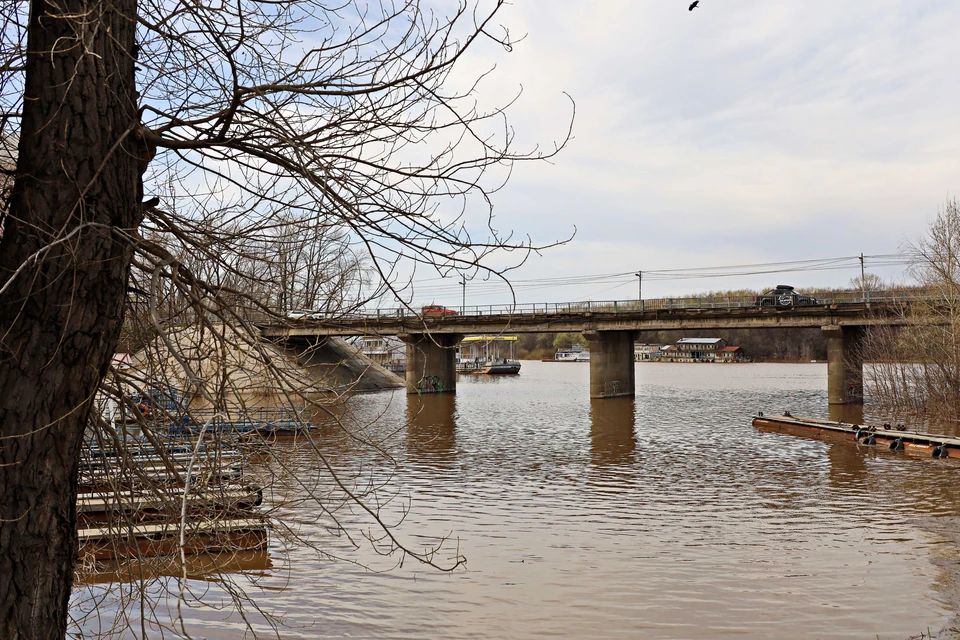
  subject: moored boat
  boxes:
[542,344,590,362]
[475,358,522,374]
[458,335,522,374]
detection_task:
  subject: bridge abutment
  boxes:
[584,330,636,399]
[399,333,461,395]
[822,326,864,405]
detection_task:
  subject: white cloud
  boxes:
[406,1,960,304]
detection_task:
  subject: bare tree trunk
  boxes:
[0,1,146,637]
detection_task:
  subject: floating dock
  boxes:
[77,486,263,523]
[77,517,269,561]
[753,414,960,459]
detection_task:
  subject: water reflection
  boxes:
[406,394,457,463]
[589,397,636,465]
[75,550,273,586]
[826,441,869,487]
[829,403,864,424]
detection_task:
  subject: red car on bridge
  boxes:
[421,304,457,316]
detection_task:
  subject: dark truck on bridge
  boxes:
[754,285,817,307]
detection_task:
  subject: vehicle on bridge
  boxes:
[309,310,361,320]
[754,285,817,307]
[421,304,457,316]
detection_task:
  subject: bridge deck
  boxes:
[262,302,908,338]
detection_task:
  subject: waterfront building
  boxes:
[675,337,725,361]
[356,335,406,370]
[716,346,747,362]
[634,343,663,361]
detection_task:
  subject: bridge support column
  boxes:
[584,330,635,399]
[399,333,461,395]
[822,326,865,405]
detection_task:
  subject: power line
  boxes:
[399,253,913,300]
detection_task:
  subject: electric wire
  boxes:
[401,253,912,301]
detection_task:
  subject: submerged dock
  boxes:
[753,414,960,459]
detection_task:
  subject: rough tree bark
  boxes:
[0,1,147,637]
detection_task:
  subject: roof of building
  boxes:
[461,335,518,342]
[677,337,724,344]
[718,346,743,352]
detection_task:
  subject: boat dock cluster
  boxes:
[77,392,311,568]
[76,434,269,565]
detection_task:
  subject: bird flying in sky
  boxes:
[689,0,700,10]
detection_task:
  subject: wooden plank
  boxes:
[78,461,242,483]
[77,487,262,514]
[80,453,242,471]
[77,517,267,540]
[77,517,269,560]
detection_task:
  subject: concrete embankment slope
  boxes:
[281,336,404,393]
[124,327,403,407]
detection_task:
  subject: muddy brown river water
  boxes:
[71,362,960,639]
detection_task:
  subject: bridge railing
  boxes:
[345,290,912,319]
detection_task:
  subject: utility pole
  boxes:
[859,253,865,299]
[635,271,642,310]
[460,278,466,312]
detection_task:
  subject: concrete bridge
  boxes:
[260,294,915,405]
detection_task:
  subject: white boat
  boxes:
[548,344,590,362]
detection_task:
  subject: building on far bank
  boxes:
[716,346,746,362]
[676,337,725,361]
[634,343,663,361]
[651,337,749,362]
[354,335,406,372]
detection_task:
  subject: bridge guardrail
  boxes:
[338,290,913,320]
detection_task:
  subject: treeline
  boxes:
[635,328,826,362]
[514,328,827,362]
[515,332,587,360]
[858,199,960,423]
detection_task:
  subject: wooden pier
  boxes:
[753,414,960,459]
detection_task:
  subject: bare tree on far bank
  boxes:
[0,1,571,637]
[861,199,960,424]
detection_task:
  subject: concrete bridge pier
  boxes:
[822,326,865,405]
[399,333,461,395]
[584,330,636,399]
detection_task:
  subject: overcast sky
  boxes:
[404,1,960,306]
